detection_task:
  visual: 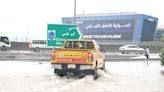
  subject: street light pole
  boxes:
[74,0,76,24]
[26,28,29,42]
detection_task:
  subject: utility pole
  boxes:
[74,0,76,24]
[26,28,29,42]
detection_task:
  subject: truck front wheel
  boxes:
[34,47,40,52]
[93,68,98,79]
[1,46,6,51]
[93,62,98,79]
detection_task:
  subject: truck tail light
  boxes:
[88,52,93,62]
[51,51,55,60]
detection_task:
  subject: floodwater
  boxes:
[0,60,163,92]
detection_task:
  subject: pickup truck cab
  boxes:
[51,39,105,79]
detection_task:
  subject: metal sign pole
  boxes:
[74,0,76,24]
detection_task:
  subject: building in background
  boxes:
[62,13,158,44]
[154,27,164,41]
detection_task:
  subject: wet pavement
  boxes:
[0,60,163,92]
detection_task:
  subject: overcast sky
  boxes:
[0,0,163,41]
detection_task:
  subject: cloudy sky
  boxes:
[0,0,163,41]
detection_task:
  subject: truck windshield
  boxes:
[65,41,94,49]
[0,37,9,44]
[73,41,79,49]
[32,40,46,44]
[86,42,94,49]
[79,41,85,49]
[65,41,72,48]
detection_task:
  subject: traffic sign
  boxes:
[47,24,82,46]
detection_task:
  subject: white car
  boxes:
[119,45,144,54]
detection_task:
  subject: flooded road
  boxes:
[105,61,164,92]
[0,60,163,92]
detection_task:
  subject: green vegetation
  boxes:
[160,34,164,66]
[161,34,164,42]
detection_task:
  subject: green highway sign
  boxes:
[47,24,82,46]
